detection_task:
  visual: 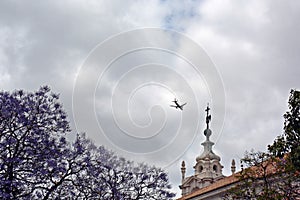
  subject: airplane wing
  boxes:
[170,105,177,108]
[181,103,187,107]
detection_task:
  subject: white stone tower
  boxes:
[180,104,224,196]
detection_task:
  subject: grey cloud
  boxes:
[1,1,300,198]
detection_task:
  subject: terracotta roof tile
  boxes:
[178,156,287,200]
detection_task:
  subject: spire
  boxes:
[197,104,220,161]
[231,159,236,174]
[181,161,186,181]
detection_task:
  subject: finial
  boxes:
[231,159,236,174]
[204,103,212,140]
[205,103,211,129]
[181,161,186,181]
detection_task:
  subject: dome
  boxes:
[196,137,221,162]
[196,149,221,161]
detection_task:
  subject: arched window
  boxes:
[213,165,218,172]
[199,165,203,172]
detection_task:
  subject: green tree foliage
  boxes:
[224,150,298,199]
[268,89,300,170]
[224,89,300,199]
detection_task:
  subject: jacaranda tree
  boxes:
[0,86,71,199]
[73,138,175,199]
[0,86,175,199]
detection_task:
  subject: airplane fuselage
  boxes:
[174,101,181,107]
[170,99,186,110]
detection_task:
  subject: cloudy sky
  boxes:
[1,0,299,197]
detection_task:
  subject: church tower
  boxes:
[179,104,224,196]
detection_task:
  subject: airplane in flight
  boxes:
[170,98,187,110]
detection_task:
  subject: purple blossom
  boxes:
[0,87,175,199]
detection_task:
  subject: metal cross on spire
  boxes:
[205,103,211,129]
